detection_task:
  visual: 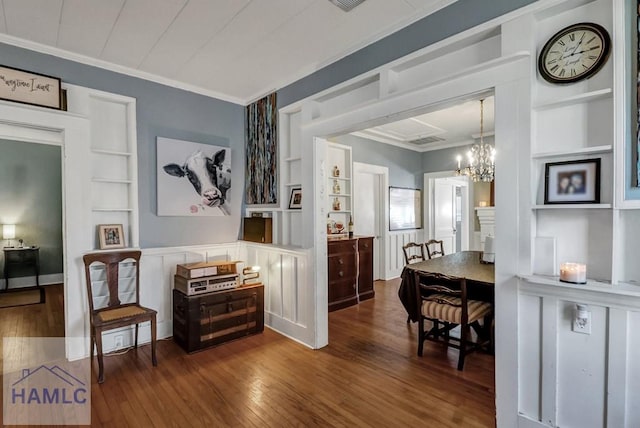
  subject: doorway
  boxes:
[425,173,471,254]
[353,162,389,280]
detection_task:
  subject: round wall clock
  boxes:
[538,22,611,84]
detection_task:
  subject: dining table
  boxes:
[398,250,495,322]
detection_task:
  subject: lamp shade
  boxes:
[3,224,15,239]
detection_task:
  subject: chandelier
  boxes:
[455,99,495,182]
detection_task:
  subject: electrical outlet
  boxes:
[572,305,591,335]
[114,335,124,349]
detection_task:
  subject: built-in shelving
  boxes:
[91,208,134,212]
[534,88,612,111]
[532,204,612,210]
[326,142,353,232]
[531,145,613,159]
[91,178,133,184]
[91,149,132,157]
[284,157,301,162]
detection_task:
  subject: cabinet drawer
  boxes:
[328,253,357,278]
[328,240,357,255]
[5,250,37,263]
[358,237,373,253]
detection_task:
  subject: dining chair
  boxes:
[83,250,158,383]
[402,242,426,265]
[413,270,492,370]
[425,239,445,259]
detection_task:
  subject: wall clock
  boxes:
[538,22,611,84]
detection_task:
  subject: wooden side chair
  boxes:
[83,250,157,383]
[402,242,426,265]
[413,270,492,370]
[425,239,445,259]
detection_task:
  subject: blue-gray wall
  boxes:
[0,139,62,275]
[331,134,422,189]
[0,43,244,248]
[277,0,537,107]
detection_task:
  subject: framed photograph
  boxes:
[0,65,61,110]
[288,188,302,209]
[97,224,125,250]
[544,159,601,204]
[389,187,422,231]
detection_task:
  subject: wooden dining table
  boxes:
[398,251,495,322]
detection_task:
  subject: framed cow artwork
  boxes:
[157,137,231,216]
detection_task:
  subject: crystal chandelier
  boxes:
[455,99,495,182]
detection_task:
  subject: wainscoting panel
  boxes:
[386,230,424,279]
[242,243,312,345]
[519,279,640,428]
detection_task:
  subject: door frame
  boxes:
[353,162,389,280]
[424,171,472,251]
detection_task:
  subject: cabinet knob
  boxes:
[364,243,369,248]
[338,258,344,265]
[338,271,344,277]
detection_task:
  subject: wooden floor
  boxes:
[0,280,495,427]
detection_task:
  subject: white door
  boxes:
[434,180,457,254]
[354,170,382,279]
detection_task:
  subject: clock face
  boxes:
[538,23,611,84]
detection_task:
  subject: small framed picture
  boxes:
[97,224,125,250]
[544,159,601,204]
[288,188,302,209]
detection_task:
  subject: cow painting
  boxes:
[156,138,231,216]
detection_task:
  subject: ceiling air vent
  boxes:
[410,136,446,145]
[329,0,367,12]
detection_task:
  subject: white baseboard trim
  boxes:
[0,273,63,289]
[518,414,549,428]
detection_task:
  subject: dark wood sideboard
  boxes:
[327,236,374,312]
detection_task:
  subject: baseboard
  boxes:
[518,414,550,428]
[0,273,63,289]
[97,320,172,355]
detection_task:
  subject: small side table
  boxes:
[3,247,44,302]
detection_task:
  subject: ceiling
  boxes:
[0,0,455,104]
[352,96,495,152]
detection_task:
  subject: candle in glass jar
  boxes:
[559,262,587,284]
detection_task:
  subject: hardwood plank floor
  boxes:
[0,280,495,427]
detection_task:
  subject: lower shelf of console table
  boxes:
[172,283,264,353]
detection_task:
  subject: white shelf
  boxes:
[91,178,133,184]
[329,210,351,214]
[532,204,612,210]
[329,176,350,181]
[519,274,612,289]
[283,209,302,213]
[284,183,302,187]
[91,148,133,157]
[284,157,301,162]
[328,193,351,197]
[534,88,612,111]
[531,145,613,159]
[92,208,134,212]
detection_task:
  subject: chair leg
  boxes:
[417,317,425,357]
[406,315,411,324]
[95,329,105,383]
[135,323,139,348]
[151,315,158,367]
[458,323,469,371]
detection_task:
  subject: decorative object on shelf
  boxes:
[97,224,125,250]
[544,158,601,204]
[327,215,334,234]
[245,92,278,205]
[332,179,341,194]
[478,201,488,207]
[288,187,302,209]
[348,216,354,238]
[559,262,587,284]
[332,197,341,211]
[242,265,261,285]
[455,99,495,182]
[389,187,422,231]
[334,221,345,234]
[332,165,340,177]
[157,137,231,216]
[0,65,62,110]
[538,22,611,84]
[2,224,15,247]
